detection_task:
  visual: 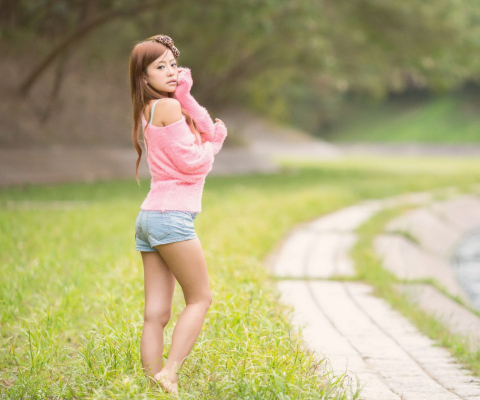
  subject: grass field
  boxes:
[1,155,480,399]
[324,90,480,143]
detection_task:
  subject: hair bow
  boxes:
[154,35,180,58]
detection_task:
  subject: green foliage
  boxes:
[3,0,480,134]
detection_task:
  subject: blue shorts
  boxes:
[135,210,199,251]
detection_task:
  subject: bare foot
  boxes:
[154,371,179,397]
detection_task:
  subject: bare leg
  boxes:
[153,237,212,393]
[140,251,176,384]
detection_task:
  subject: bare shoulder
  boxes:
[152,98,183,127]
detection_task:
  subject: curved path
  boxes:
[267,191,480,399]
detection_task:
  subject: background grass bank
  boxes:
[324,90,480,143]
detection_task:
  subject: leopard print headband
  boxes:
[152,35,180,58]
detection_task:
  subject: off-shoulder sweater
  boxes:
[139,98,227,212]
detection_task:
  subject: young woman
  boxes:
[129,34,228,396]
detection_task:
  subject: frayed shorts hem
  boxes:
[136,234,198,251]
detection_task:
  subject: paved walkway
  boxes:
[375,194,480,353]
[5,108,480,188]
[0,107,338,187]
[0,146,281,187]
[267,191,480,399]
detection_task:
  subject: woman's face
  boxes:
[143,49,178,95]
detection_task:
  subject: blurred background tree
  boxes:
[1,0,479,146]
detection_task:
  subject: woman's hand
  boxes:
[214,118,227,138]
[174,67,193,99]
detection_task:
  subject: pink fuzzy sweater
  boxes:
[139,97,227,213]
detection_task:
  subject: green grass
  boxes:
[325,90,480,143]
[1,155,480,399]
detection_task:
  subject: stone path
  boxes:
[0,107,339,187]
[6,107,480,188]
[374,194,480,354]
[267,190,480,399]
[0,146,280,187]
[393,283,480,352]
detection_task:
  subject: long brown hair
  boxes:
[129,34,203,185]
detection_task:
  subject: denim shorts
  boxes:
[135,210,199,251]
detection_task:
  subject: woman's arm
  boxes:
[173,67,215,137]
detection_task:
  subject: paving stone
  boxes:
[309,281,464,399]
[276,280,401,399]
[431,195,480,233]
[309,200,385,232]
[304,232,357,278]
[272,191,442,279]
[393,283,480,351]
[381,191,435,208]
[308,191,436,235]
[385,208,463,259]
[348,282,480,399]
[272,229,318,277]
[272,230,358,279]
[374,234,471,304]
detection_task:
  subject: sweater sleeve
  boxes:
[180,95,215,136]
[173,67,216,138]
[162,117,228,181]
